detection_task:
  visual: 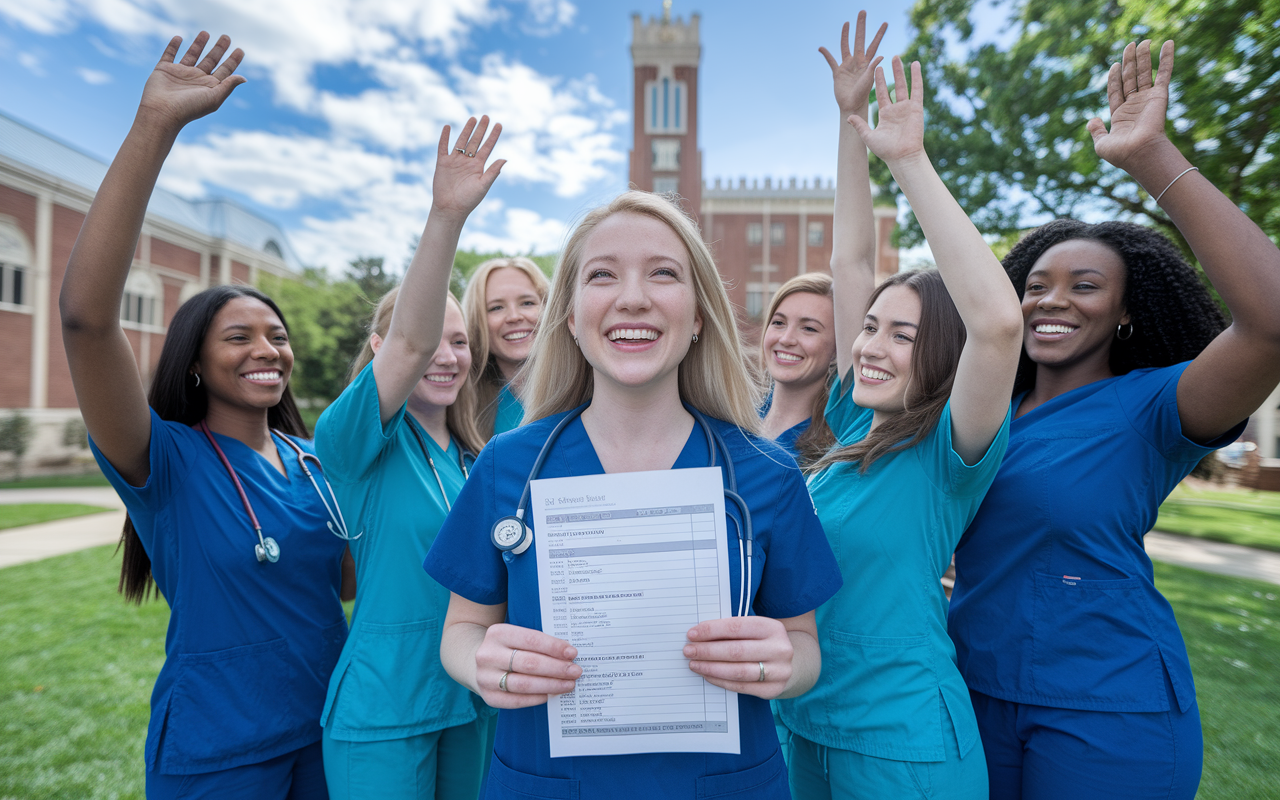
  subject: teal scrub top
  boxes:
[494,383,524,435]
[315,363,488,742]
[778,374,1011,762]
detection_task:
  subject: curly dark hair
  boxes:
[1002,219,1227,394]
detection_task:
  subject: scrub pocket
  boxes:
[162,637,296,770]
[488,753,580,799]
[820,630,940,755]
[696,748,789,798]
[1030,572,1167,710]
[330,618,464,732]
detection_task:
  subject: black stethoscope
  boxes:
[406,418,471,512]
[489,403,757,617]
[199,420,355,564]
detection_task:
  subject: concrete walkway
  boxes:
[0,487,124,569]
[3,487,1280,586]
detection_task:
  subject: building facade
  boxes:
[0,111,300,474]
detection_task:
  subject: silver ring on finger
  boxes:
[758,661,766,682]
[508,649,520,672]
[499,670,511,692]
[454,147,467,155]
[466,151,476,158]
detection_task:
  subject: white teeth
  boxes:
[425,374,454,383]
[1035,324,1075,334]
[775,352,802,363]
[242,371,281,381]
[607,329,659,341]
[860,366,892,381]
[503,331,530,341]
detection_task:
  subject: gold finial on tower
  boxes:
[662,0,672,23]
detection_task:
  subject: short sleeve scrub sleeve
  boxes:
[314,362,483,741]
[778,373,1010,762]
[493,384,525,436]
[90,410,349,775]
[424,410,842,800]
[949,362,1246,714]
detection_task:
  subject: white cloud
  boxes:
[17,52,44,75]
[461,206,569,255]
[0,0,74,35]
[77,67,112,84]
[521,0,575,35]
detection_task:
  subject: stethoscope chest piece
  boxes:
[492,515,532,559]
[255,536,281,564]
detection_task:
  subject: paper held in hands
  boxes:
[532,467,740,758]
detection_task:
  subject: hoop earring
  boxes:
[192,373,201,387]
[1116,322,1134,341]
[691,333,699,344]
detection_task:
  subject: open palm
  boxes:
[1087,40,1174,172]
[850,57,926,165]
[821,12,887,115]
[138,33,246,128]
[432,116,505,217]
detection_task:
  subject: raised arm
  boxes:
[821,12,886,380]
[371,118,504,424]
[850,58,1022,464]
[59,33,246,486]
[1085,41,1280,442]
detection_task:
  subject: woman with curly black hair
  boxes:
[948,41,1280,800]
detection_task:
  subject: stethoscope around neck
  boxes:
[198,420,356,564]
[490,403,757,617]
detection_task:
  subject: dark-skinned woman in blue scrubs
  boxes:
[424,190,843,799]
[948,41,1280,800]
[777,16,1024,800]
[314,118,503,800]
[60,34,348,798]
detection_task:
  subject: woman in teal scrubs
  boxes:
[777,17,1024,799]
[315,117,504,799]
[461,257,550,439]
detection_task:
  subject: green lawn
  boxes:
[1157,485,1280,552]
[0,548,1276,798]
[0,471,110,490]
[0,503,112,531]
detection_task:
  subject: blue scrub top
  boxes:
[494,383,525,435]
[90,411,348,775]
[949,362,1245,714]
[757,390,811,460]
[778,376,1010,762]
[314,363,488,742]
[424,408,842,799]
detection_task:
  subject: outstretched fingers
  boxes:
[908,60,924,103]
[196,34,231,74]
[1121,41,1139,98]
[158,36,183,66]
[1105,61,1124,116]
[1155,40,1175,89]
[1135,40,1154,91]
[179,31,210,67]
[465,115,491,158]
[211,48,245,83]
[436,124,452,158]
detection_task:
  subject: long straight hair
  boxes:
[347,287,484,456]
[760,273,837,467]
[523,191,762,431]
[119,285,307,603]
[809,269,964,474]
[460,257,550,439]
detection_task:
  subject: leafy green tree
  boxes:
[890,0,1279,253]
[347,256,398,303]
[0,411,33,481]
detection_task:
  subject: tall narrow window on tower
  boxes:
[644,75,688,134]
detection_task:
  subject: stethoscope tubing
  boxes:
[406,417,471,513]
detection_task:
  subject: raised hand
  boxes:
[820,11,887,115]
[138,33,246,130]
[1086,40,1174,173]
[432,116,505,219]
[848,56,926,166]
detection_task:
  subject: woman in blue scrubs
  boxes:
[777,18,1024,800]
[461,257,550,439]
[758,273,837,466]
[315,118,503,800]
[424,190,843,799]
[60,34,348,798]
[948,41,1280,800]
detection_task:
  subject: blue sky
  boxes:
[0,0,981,274]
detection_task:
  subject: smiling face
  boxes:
[1022,238,1129,379]
[485,267,543,379]
[567,211,701,397]
[409,301,472,414]
[849,284,921,419]
[194,296,294,414]
[762,290,836,391]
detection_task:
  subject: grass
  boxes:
[0,548,1275,798]
[1156,485,1280,553]
[0,504,112,531]
[0,471,110,490]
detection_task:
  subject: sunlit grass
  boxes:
[0,504,112,531]
[1157,485,1280,552]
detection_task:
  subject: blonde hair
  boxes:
[523,191,762,431]
[348,286,484,456]
[460,257,550,440]
[759,273,838,467]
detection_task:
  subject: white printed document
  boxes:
[532,467,740,758]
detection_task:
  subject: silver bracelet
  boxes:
[1154,166,1198,204]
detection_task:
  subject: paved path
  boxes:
[0,487,124,569]
[1145,530,1280,585]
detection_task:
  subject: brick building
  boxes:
[0,111,299,474]
[628,8,899,336]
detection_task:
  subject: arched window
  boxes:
[263,239,283,259]
[121,269,161,328]
[0,219,32,310]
